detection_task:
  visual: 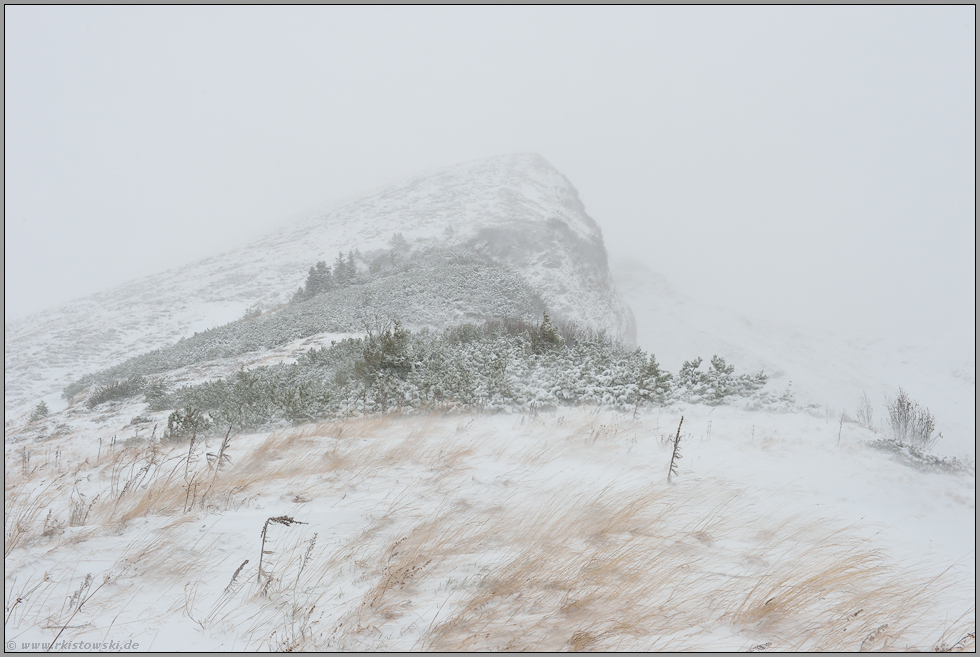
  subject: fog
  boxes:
[5,7,975,356]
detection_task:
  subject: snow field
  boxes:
[4,407,974,651]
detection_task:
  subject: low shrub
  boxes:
[165,407,217,440]
[86,376,147,408]
[149,317,779,432]
[868,438,971,475]
[884,388,939,448]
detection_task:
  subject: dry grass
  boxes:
[413,484,939,652]
[4,411,974,651]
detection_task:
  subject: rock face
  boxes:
[4,153,635,419]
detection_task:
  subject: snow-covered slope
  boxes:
[611,256,976,460]
[4,166,973,652]
[4,409,974,651]
[4,154,635,421]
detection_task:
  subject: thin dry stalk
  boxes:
[204,426,234,499]
[667,416,683,483]
[258,515,307,587]
[46,573,110,652]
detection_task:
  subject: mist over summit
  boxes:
[4,154,634,417]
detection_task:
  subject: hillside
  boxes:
[60,249,547,400]
[4,154,635,422]
[5,261,973,651]
[3,158,973,653]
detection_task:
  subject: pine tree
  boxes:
[389,233,409,267]
[638,353,672,403]
[530,313,563,355]
[389,233,409,252]
[312,260,332,294]
[346,250,358,285]
[30,400,49,422]
[705,355,736,402]
[293,260,333,303]
[333,251,350,287]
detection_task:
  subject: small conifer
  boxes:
[30,400,49,422]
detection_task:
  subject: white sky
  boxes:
[4,7,975,356]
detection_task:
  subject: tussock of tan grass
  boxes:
[412,485,934,652]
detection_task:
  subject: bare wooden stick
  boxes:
[667,416,683,484]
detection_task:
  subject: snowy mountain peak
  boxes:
[292,152,604,247]
[5,154,634,419]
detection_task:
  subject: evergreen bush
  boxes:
[149,317,777,431]
[165,407,217,440]
[86,376,147,408]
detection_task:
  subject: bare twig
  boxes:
[667,416,683,483]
